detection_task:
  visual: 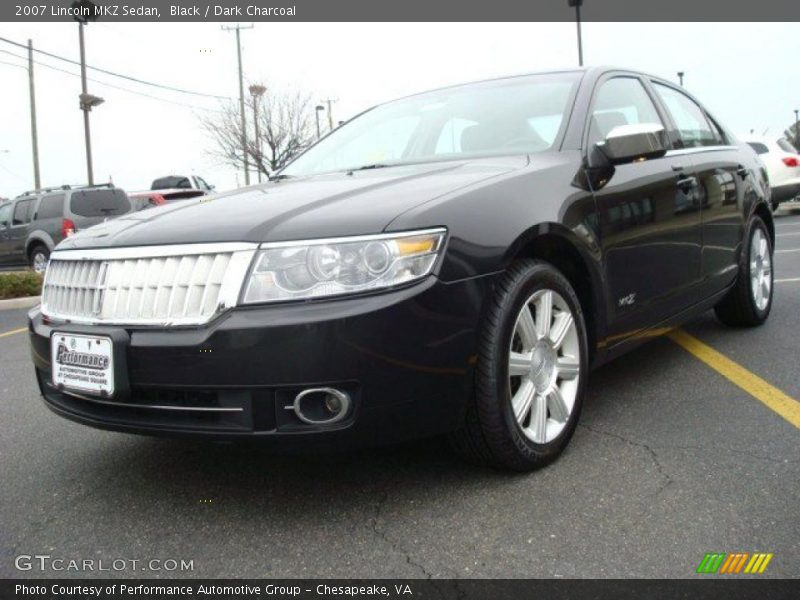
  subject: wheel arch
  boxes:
[504,224,605,362]
[25,232,54,260]
[752,201,775,249]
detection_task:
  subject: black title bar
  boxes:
[3,0,800,22]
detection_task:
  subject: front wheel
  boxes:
[714,215,773,327]
[450,260,588,471]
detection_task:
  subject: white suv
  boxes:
[745,136,800,210]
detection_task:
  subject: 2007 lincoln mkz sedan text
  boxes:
[29,67,774,471]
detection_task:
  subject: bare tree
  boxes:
[201,85,316,180]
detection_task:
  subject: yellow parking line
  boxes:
[668,329,800,430]
[0,327,27,339]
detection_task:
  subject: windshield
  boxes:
[282,72,581,177]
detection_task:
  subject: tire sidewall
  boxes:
[488,263,589,464]
[743,216,773,322]
[30,245,50,273]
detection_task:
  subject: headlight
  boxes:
[241,228,447,304]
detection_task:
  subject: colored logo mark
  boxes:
[696,552,773,574]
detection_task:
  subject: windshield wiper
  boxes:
[269,173,294,181]
[346,163,389,174]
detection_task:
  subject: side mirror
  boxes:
[596,123,668,165]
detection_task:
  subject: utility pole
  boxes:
[568,0,583,67]
[73,1,102,186]
[324,97,337,131]
[795,109,799,150]
[249,84,266,183]
[315,105,325,139]
[222,24,253,186]
[27,39,40,191]
[677,71,685,86]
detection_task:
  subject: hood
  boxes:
[57,157,526,250]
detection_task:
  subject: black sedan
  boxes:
[29,67,774,471]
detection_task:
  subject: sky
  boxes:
[0,22,797,198]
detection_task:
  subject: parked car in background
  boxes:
[128,191,167,211]
[150,174,214,202]
[0,184,132,273]
[30,68,773,471]
[745,136,800,210]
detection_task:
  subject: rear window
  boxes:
[36,194,65,219]
[152,176,191,190]
[747,142,769,155]
[777,138,798,153]
[69,189,131,218]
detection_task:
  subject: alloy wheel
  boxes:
[32,252,48,275]
[749,228,771,311]
[508,289,580,444]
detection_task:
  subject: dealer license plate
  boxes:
[51,332,115,396]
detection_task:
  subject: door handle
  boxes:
[676,175,697,192]
[736,165,749,179]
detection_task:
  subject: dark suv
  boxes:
[0,184,131,272]
[29,68,773,471]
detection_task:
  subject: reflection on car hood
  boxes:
[57,157,526,249]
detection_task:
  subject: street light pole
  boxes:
[677,71,684,86]
[77,22,94,185]
[568,0,584,67]
[249,84,266,183]
[27,39,40,191]
[315,105,325,139]
[222,24,254,187]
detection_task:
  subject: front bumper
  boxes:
[29,275,493,448]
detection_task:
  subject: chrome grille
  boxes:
[41,243,257,326]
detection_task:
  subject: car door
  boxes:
[0,203,12,265]
[587,75,702,341]
[650,81,744,292]
[8,198,35,266]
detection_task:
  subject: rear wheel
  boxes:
[29,244,50,275]
[450,260,588,471]
[714,216,773,327]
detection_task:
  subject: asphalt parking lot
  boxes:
[1,211,799,580]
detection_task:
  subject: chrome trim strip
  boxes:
[258,227,448,249]
[665,145,738,157]
[50,242,258,261]
[59,388,244,413]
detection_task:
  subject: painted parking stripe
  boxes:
[775,277,800,283]
[776,232,800,237]
[775,248,800,254]
[668,329,800,430]
[0,327,27,339]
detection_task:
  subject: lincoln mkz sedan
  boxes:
[29,67,774,471]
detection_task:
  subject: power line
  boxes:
[0,35,231,101]
[0,48,222,112]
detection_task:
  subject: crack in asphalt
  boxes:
[367,478,437,580]
[579,423,797,466]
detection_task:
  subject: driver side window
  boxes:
[588,77,663,148]
[0,203,11,227]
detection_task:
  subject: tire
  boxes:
[449,260,589,471]
[29,244,50,275]
[714,215,773,327]
[771,200,780,212]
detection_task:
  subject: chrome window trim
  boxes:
[42,242,258,327]
[665,145,739,157]
[257,227,448,249]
